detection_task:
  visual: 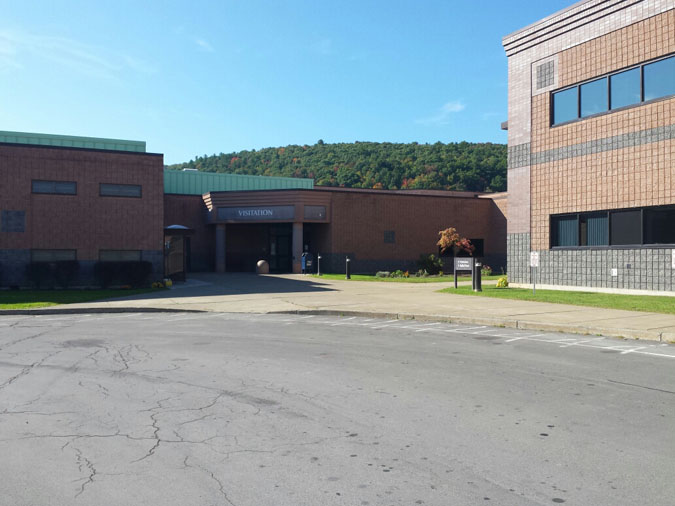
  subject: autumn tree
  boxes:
[437,227,475,256]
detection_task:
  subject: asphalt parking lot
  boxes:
[1,312,674,506]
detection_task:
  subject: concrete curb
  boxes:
[0,307,204,316]
[268,309,669,342]
[1,306,670,343]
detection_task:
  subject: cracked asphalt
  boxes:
[1,312,674,506]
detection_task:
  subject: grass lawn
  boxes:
[312,273,503,283]
[440,285,675,315]
[0,288,161,310]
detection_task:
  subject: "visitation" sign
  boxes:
[217,206,295,221]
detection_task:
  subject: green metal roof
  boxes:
[0,130,146,153]
[164,169,314,195]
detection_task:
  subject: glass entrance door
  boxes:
[269,224,292,273]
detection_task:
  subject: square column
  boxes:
[215,224,226,273]
[292,222,303,274]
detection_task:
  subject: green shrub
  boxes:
[417,254,444,275]
[415,269,428,277]
[376,271,390,278]
[481,264,493,276]
[496,276,508,288]
[391,269,405,278]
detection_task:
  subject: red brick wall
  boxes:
[0,144,163,259]
[328,191,506,269]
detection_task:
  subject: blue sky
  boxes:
[0,1,572,164]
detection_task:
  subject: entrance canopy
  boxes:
[203,190,331,274]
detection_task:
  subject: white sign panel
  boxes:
[672,250,675,269]
[530,252,539,268]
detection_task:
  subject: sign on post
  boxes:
[454,257,474,289]
[530,252,539,294]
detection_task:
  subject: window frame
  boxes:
[550,204,675,250]
[99,183,142,198]
[30,249,77,262]
[99,249,142,262]
[31,179,77,196]
[550,52,675,127]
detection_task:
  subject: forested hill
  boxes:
[167,141,507,192]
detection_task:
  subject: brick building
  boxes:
[171,187,506,274]
[1,130,507,285]
[0,131,165,286]
[503,0,675,293]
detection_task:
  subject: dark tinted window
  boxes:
[31,249,76,262]
[552,87,578,125]
[644,56,675,101]
[580,213,608,246]
[610,210,641,245]
[610,68,641,109]
[580,77,608,117]
[32,180,76,195]
[383,231,395,244]
[644,207,675,244]
[100,183,142,198]
[552,216,578,247]
[469,238,484,257]
[99,250,142,261]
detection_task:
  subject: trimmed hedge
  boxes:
[94,261,153,288]
[25,261,80,289]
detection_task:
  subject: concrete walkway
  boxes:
[7,273,675,343]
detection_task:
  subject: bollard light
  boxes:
[345,256,351,279]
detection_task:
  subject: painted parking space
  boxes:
[2,312,674,360]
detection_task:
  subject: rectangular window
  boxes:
[580,77,608,117]
[32,180,77,195]
[100,183,142,198]
[383,230,395,244]
[610,68,641,109]
[551,53,675,125]
[551,215,578,247]
[99,250,142,262]
[610,210,642,246]
[552,87,578,125]
[644,207,675,245]
[31,249,77,262]
[580,213,608,246]
[643,56,675,101]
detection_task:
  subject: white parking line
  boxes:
[443,326,487,333]
[330,317,357,326]
[415,323,441,332]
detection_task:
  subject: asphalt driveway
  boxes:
[1,312,674,505]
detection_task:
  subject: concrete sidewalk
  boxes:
[5,272,675,343]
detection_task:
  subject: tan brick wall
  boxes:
[0,145,164,259]
[531,139,675,250]
[528,8,675,250]
[558,10,675,87]
[532,9,675,153]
